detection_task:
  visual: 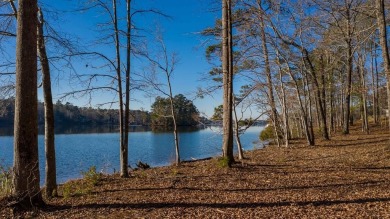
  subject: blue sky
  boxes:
[36,0,223,117]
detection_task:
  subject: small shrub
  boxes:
[171,168,180,176]
[62,181,88,199]
[81,166,102,187]
[217,157,230,168]
[61,166,102,199]
[0,166,13,198]
[62,183,73,199]
[259,125,275,141]
[134,171,147,178]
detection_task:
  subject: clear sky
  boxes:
[36,0,223,118]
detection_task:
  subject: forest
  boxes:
[0,96,201,128]
[0,98,150,126]
[1,0,390,217]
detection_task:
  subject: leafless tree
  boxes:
[12,0,44,209]
[37,7,57,198]
[141,36,181,166]
[376,0,390,130]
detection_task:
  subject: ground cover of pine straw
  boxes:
[2,124,390,218]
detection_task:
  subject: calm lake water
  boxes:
[0,126,265,184]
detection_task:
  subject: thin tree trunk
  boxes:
[37,8,57,198]
[112,0,126,177]
[121,0,132,178]
[282,55,314,145]
[329,78,335,134]
[233,101,244,160]
[280,75,289,147]
[305,71,315,145]
[167,80,180,165]
[13,0,44,208]
[258,3,281,147]
[375,48,381,124]
[358,53,369,134]
[303,51,329,140]
[376,0,390,131]
[319,56,328,138]
[343,8,353,134]
[276,52,289,147]
[327,58,334,134]
[340,79,345,128]
[371,43,378,124]
[314,94,321,129]
[222,0,234,166]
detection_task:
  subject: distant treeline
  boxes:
[0,98,151,126]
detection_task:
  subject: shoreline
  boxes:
[2,124,390,218]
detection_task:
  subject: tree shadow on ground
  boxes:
[43,197,390,212]
[89,179,387,195]
[319,139,389,148]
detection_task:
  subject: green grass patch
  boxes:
[0,165,13,198]
[217,157,230,168]
[61,166,102,199]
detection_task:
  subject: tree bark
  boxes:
[304,69,315,145]
[121,0,132,178]
[13,0,44,208]
[319,55,329,139]
[233,101,244,160]
[169,96,180,166]
[302,51,329,140]
[279,66,289,147]
[358,53,369,134]
[376,0,390,131]
[258,3,281,147]
[37,8,57,198]
[370,43,378,124]
[343,6,353,134]
[112,0,126,177]
[222,0,234,166]
[285,59,314,145]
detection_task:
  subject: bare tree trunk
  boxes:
[358,53,369,134]
[343,7,353,134]
[13,0,44,208]
[167,80,180,165]
[296,114,302,138]
[222,0,234,166]
[344,43,353,134]
[375,49,381,124]
[233,101,244,160]
[376,0,390,131]
[280,75,289,147]
[314,94,321,129]
[340,69,345,129]
[276,52,289,147]
[328,69,335,134]
[258,4,281,147]
[112,0,126,177]
[273,24,328,140]
[371,43,378,124]
[319,56,329,138]
[283,56,314,145]
[37,8,57,198]
[120,0,132,178]
[303,51,329,140]
[278,50,313,144]
[304,71,315,145]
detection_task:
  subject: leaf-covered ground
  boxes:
[2,124,390,218]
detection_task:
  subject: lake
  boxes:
[0,126,265,185]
